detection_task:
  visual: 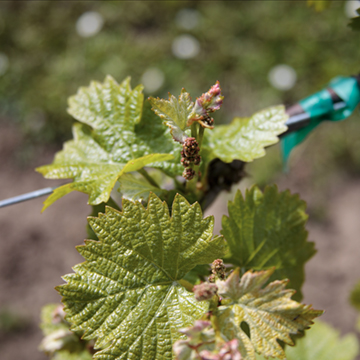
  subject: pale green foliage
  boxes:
[350,280,360,311]
[221,185,315,300]
[203,106,288,163]
[149,89,193,143]
[350,280,360,333]
[53,351,93,360]
[57,193,225,360]
[307,0,332,12]
[39,304,92,360]
[37,76,183,210]
[216,268,323,360]
[118,173,164,201]
[284,320,358,360]
[256,320,358,360]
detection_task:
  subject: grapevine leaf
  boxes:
[216,268,323,360]
[283,320,358,360]
[53,351,93,360]
[118,173,164,201]
[221,185,315,301]
[38,123,173,210]
[40,304,70,336]
[256,320,359,360]
[57,193,225,360]
[37,76,183,209]
[350,280,360,311]
[134,101,183,177]
[203,106,288,163]
[149,88,193,143]
[39,304,92,358]
[87,198,121,241]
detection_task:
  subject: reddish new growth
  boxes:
[181,137,201,180]
[188,81,224,129]
[193,282,218,301]
[197,81,223,113]
[200,339,242,360]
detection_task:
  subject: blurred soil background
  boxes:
[1,1,360,359]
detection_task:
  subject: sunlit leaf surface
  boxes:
[216,268,323,360]
[57,193,225,360]
[203,106,288,163]
[37,76,183,209]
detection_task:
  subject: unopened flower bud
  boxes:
[193,282,218,301]
[181,158,191,168]
[183,168,196,180]
[208,274,216,283]
[211,259,226,280]
[194,155,201,166]
[198,115,214,129]
[183,137,200,157]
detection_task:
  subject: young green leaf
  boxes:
[37,76,183,209]
[283,320,358,360]
[203,106,288,163]
[57,193,225,360]
[350,280,360,311]
[149,88,193,143]
[221,185,315,301]
[39,304,92,359]
[256,320,359,360]
[118,173,164,202]
[216,268,323,360]
[39,124,173,210]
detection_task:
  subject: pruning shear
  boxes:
[281,74,360,163]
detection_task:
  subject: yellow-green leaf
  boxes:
[203,106,288,163]
[149,88,193,143]
[37,76,183,209]
[57,193,225,360]
[118,173,164,201]
[216,268,323,360]
[256,320,358,360]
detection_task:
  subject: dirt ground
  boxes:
[1,122,360,359]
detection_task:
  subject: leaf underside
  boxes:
[118,173,164,202]
[221,185,316,301]
[37,76,183,210]
[216,268,323,360]
[57,193,225,360]
[203,105,288,163]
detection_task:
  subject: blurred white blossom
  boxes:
[76,11,104,37]
[141,68,165,93]
[172,35,200,59]
[268,64,297,91]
